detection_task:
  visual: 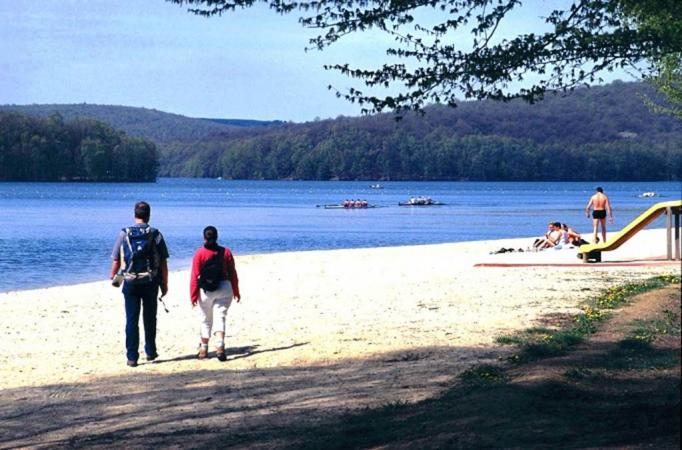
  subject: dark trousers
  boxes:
[123,282,159,362]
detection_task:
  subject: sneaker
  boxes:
[146,353,158,362]
[197,345,208,360]
[126,360,138,367]
[216,346,227,362]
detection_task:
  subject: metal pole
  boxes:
[675,208,682,260]
[666,207,672,260]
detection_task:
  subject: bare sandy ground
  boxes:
[0,228,679,448]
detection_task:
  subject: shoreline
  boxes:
[1,227,676,295]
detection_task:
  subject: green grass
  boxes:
[629,308,681,343]
[497,275,681,364]
[458,364,509,386]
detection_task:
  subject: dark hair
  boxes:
[203,226,218,249]
[596,186,603,193]
[553,222,561,228]
[134,201,151,222]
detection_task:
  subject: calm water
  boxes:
[0,178,679,292]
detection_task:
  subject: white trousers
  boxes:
[196,281,233,340]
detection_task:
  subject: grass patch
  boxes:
[563,366,597,380]
[604,339,680,370]
[497,275,681,364]
[458,364,509,387]
[594,274,681,309]
[629,309,681,343]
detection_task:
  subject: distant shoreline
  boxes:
[1,177,680,183]
[1,229,675,295]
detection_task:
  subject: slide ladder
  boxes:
[580,200,682,263]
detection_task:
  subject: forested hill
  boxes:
[0,104,281,143]
[162,81,682,181]
[0,112,158,182]
[3,81,681,181]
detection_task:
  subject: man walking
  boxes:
[110,201,169,367]
[585,186,614,244]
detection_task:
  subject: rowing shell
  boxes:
[398,202,446,206]
[318,204,381,209]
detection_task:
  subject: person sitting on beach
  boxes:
[533,222,563,250]
[190,226,241,361]
[561,223,589,247]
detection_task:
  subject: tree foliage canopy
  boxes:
[0,112,159,182]
[619,0,682,119]
[168,0,682,113]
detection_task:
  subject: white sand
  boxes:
[0,228,678,447]
[1,228,677,389]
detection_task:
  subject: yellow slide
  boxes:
[579,199,682,262]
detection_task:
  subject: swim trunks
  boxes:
[592,210,607,219]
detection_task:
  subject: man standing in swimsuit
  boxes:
[585,186,614,244]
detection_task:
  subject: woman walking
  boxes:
[190,226,241,361]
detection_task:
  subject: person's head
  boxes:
[561,223,568,230]
[553,222,561,229]
[134,201,151,223]
[596,186,603,193]
[203,225,218,249]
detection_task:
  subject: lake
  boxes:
[0,178,679,292]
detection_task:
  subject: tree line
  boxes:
[160,82,682,181]
[161,131,681,181]
[0,112,159,182]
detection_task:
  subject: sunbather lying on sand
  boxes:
[561,223,589,246]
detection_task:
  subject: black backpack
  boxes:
[121,226,159,284]
[199,247,225,292]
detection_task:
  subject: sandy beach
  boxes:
[0,228,679,448]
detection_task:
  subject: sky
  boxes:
[0,0,634,122]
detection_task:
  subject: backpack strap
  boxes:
[213,247,225,269]
[208,247,226,278]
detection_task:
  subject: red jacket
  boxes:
[190,246,240,303]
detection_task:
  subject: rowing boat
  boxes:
[318,204,381,209]
[398,201,445,206]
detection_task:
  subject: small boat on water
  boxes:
[369,184,384,189]
[321,204,380,209]
[398,196,445,206]
[639,191,657,198]
[318,199,379,209]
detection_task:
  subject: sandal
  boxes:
[197,344,208,360]
[216,346,227,362]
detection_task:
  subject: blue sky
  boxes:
[0,0,633,122]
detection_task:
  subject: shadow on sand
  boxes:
[154,343,308,364]
[0,328,678,448]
